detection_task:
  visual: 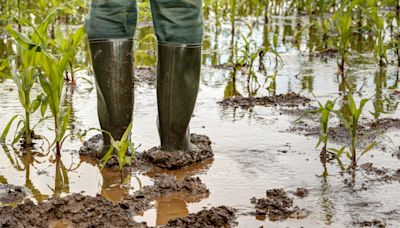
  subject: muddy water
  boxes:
[1,15,400,227]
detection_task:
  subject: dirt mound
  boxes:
[0,175,209,228]
[218,93,311,109]
[360,163,400,182]
[143,134,214,170]
[164,206,237,228]
[251,188,309,221]
[0,184,28,205]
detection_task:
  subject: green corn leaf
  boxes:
[0,115,19,143]
[100,145,114,171]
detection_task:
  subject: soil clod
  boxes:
[0,184,28,205]
[164,206,237,228]
[218,93,311,109]
[0,174,209,227]
[143,134,214,170]
[251,188,309,221]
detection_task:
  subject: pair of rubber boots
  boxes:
[89,38,201,158]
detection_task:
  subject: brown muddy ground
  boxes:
[0,174,217,227]
[250,188,310,221]
[218,92,311,109]
[79,133,214,170]
[0,184,27,205]
[143,134,214,170]
[135,67,157,86]
[165,206,237,228]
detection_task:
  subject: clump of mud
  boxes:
[0,174,209,227]
[251,188,309,221]
[360,163,400,183]
[0,184,28,205]
[164,206,237,228]
[135,67,156,86]
[218,93,311,109]
[0,193,147,228]
[143,134,214,170]
[293,188,309,198]
[354,219,386,227]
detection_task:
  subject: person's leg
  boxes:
[85,0,137,158]
[150,0,204,152]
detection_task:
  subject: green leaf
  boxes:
[1,115,19,143]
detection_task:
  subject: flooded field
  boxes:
[1,0,400,227]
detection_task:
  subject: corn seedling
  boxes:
[1,26,48,147]
[334,7,352,75]
[101,122,135,178]
[51,25,86,84]
[370,9,388,67]
[334,94,376,168]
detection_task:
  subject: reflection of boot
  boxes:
[156,42,202,152]
[89,38,134,158]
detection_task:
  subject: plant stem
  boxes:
[25,110,31,147]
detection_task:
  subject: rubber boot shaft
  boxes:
[157,42,202,152]
[89,38,134,157]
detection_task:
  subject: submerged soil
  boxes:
[135,67,157,86]
[251,188,309,221]
[0,184,27,205]
[218,93,311,109]
[0,174,211,227]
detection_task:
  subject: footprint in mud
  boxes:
[250,188,310,221]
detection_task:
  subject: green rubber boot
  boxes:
[156,42,202,152]
[88,38,135,158]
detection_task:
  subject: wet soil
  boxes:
[143,134,214,170]
[292,118,400,146]
[250,188,309,221]
[79,134,214,170]
[218,93,311,109]
[135,67,156,86]
[360,163,400,183]
[0,184,28,205]
[164,206,237,228]
[0,174,210,228]
[354,219,387,227]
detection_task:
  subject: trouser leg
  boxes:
[85,0,137,157]
[150,0,204,152]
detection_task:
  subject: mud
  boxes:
[218,93,311,109]
[354,219,387,227]
[143,134,214,170]
[0,174,209,228]
[360,163,400,183]
[135,67,156,86]
[292,118,400,146]
[79,134,213,170]
[293,188,309,198]
[164,206,237,228]
[0,184,28,205]
[250,188,309,221]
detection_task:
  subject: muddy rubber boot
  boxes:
[157,42,202,152]
[88,38,135,158]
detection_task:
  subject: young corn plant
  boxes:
[371,10,388,67]
[39,51,71,156]
[334,94,376,168]
[51,25,86,84]
[1,26,47,147]
[334,10,352,75]
[101,122,135,179]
